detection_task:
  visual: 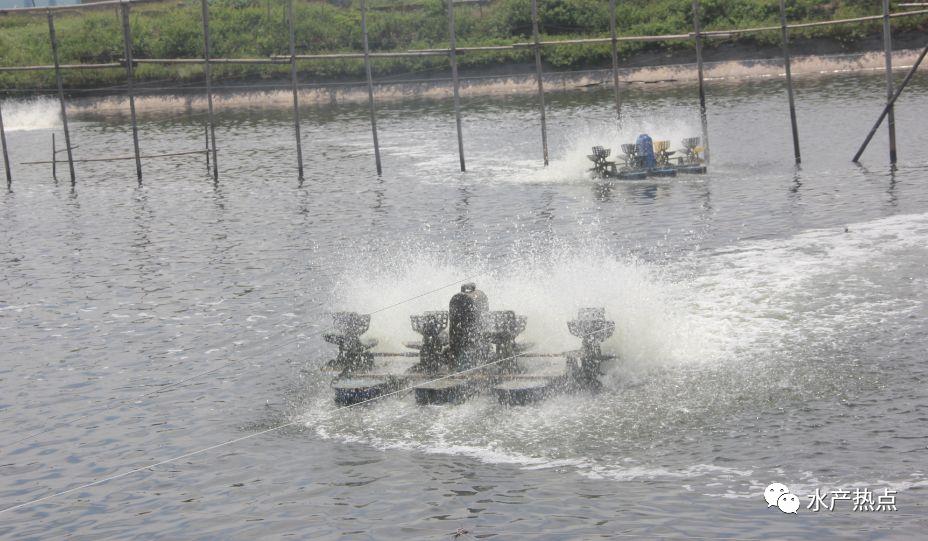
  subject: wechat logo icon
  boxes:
[765,483,799,514]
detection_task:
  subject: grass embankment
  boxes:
[0,0,924,91]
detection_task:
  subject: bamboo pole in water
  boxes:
[447,0,466,172]
[52,133,57,180]
[286,0,304,179]
[882,0,897,164]
[360,0,382,175]
[120,3,142,182]
[47,10,75,184]
[200,0,219,181]
[853,41,928,162]
[691,0,709,165]
[609,0,622,121]
[530,0,549,166]
[779,0,801,165]
[0,100,10,187]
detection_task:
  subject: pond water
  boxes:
[1,72,927,539]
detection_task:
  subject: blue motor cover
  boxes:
[636,134,656,169]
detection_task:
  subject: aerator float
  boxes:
[588,135,708,180]
[321,283,616,406]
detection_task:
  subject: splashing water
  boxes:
[300,212,928,492]
[329,236,728,368]
[1,98,61,131]
[506,115,703,184]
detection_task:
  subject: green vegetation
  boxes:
[0,0,924,91]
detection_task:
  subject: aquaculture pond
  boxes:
[1,72,927,539]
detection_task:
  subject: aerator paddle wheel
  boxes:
[321,283,617,407]
[323,312,377,375]
[588,135,707,179]
[587,146,619,178]
[408,311,450,373]
[566,307,615,392]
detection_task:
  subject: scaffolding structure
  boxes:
[0,0,926,187]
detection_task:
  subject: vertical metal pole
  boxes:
[200,0,219,180]
[287,0,304,179]
[779,0,801,165]
[691,0,709,165]
[882,0,897,164]
[52,133,57,180]
[447,0,465,172]
[205,124,210,170]
[120,2,142,182]
[609,0,621,121]
[0,100,10,187]
[48,10,75,184]
[360,0,382,175]
[530,0,548,166]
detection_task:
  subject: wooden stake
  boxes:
[692,1,709,165]
[200,0,218,180]
[0,99,10,187]
[854,41,928,163]
[120,3,142,182]
[882,0,897,164]
[609,0,622,121]
[779,0,801,165]
[48,10,75,184]
[360,0,382,175]
[287,0,304,179]
[448,0,465,172]
[530,0,549,166]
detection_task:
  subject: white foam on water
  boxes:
[683,211,928,353]
[583,463,754,482]
[1,98,61,131]
[329,237,728,368]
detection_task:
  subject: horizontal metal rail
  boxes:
[0,63,123,72]
[20,149,207,165]
[702,8,928,36]
[135,58,283,65]
[0,0,167,15]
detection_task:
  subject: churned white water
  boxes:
[304,211,928,493]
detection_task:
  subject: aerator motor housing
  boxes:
[322,283,616,407]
